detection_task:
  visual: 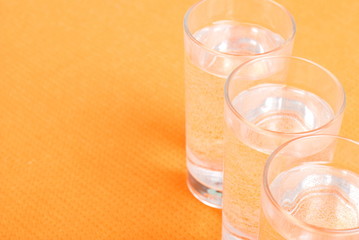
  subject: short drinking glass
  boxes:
[184,0,296,208]
[260,135,359,239]
[223,56,346,239]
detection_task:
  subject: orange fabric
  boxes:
[0,0,358,239]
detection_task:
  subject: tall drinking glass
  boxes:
[184,0,296,208]
[260,135,359,239]
[223,56,346,239]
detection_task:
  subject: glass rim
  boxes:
[224,56,346,137]
[183,0,296,57]
[263,134,359,235]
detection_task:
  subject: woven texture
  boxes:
[0,0,358,239]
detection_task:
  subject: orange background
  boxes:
[0,0,358,239]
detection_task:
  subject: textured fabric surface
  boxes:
[0,0,358,239]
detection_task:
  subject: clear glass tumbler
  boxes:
[260,135,359,239]
[223,56,346,239]
[184,0,296,208]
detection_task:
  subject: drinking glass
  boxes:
[184,0,296,208]
[223,56,346,239]
[260,135,359,239]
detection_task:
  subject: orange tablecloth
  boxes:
[0,0,358,239]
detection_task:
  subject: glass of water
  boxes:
[223,56,346,239]
[260,135,359,239]
[184,0,296,208]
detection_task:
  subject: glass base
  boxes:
[186,149,223,208]
[222,218,255,240]
[187,171,222,209]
